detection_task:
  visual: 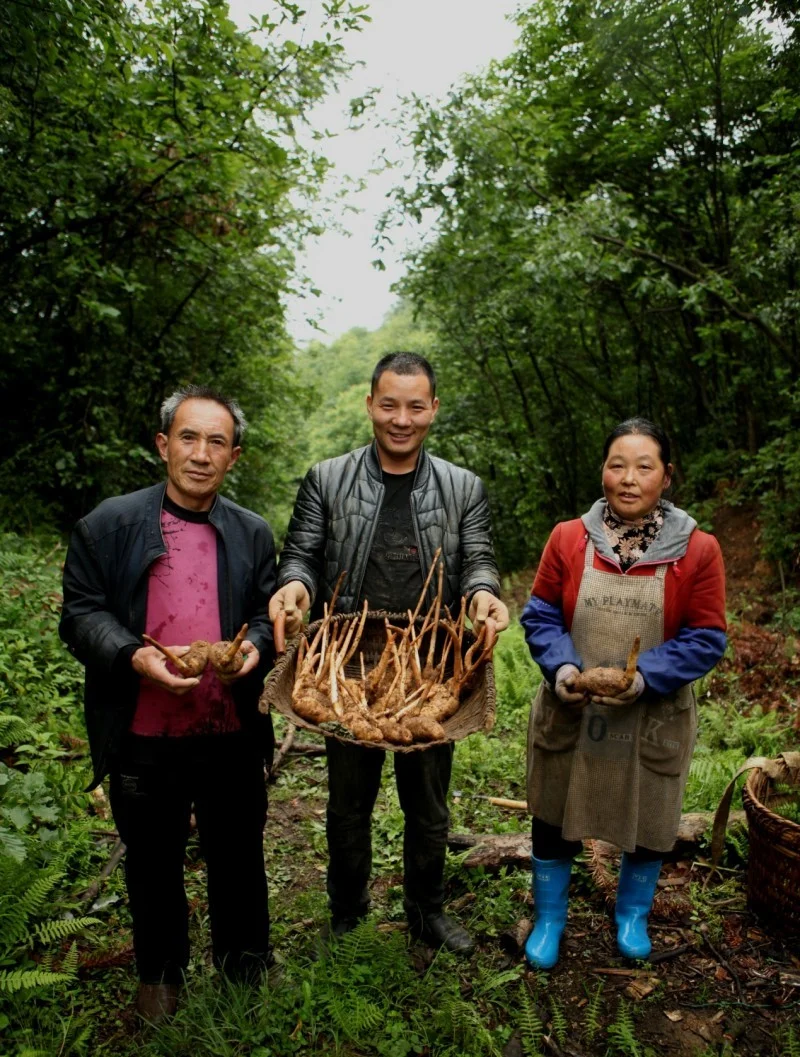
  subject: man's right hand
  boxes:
[268,581,311,636]
[131,645,200,695]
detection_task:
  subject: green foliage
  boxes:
[684,701,791,813]
[689,873,741,944]
[0,855,99,994]
[296,303,437,468]
[517,981,544,1057]
[607,999,643,1057]
[0,0,366,535]
[583,980,605,1043]
[492,622,541,725]
[374,0,800,568]
[135,920,506,1057]
[548,994,568,1046]
[738,382,800,583]
[780,1024,800,1057]
[0,533,84,729]
[771,783,800,825]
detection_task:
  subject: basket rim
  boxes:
[743,766,800,836]
[262,609,496,751]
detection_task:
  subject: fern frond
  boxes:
[0,865,63,948]
[58,941,79,979]
[475,964,524,994]
[549,995,567,1046]
[607,998,641,1057]
[434,995,499,1057]
[781,1025,800,1057]
[583,980,604,1043]
[33,916,100,945]
[0,712,31,743]
[0,825,27,863]
[326,990,382,1038]
[0,967,75,993]
[518,982,544,1057]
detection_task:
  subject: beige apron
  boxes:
[526,540,696,852]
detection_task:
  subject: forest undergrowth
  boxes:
[0,531,798,1057]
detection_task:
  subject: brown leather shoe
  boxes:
[135,982,179,1024]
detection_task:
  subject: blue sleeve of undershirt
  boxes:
[520,594,583,686]
[638,627,727,697]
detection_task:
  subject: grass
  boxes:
[2,532,798,1056]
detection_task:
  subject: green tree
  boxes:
[384,0,800,569]
[296,303,436,467]
[0,0,366,532]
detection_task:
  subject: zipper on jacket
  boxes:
[409,452,438,609]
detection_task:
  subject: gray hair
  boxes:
[159,385,247,447]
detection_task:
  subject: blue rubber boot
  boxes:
[615,855,662,960]
[524,857,572,970]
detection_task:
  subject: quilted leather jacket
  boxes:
[277,443,501,617]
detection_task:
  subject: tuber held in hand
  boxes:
[569,636,641,698]
[207,624,249,675]
[177,640,211,677]
[143,624,249,678]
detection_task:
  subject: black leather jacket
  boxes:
[278,443,501,616]
[60,483,277,788]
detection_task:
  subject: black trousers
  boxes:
[531,817,662,863]
[109,733,269,984]
[325,738,454,920]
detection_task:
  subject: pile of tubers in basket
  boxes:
[289,550,495,745]
[142,624,250,678]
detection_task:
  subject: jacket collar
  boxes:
[581,497,697,565]
[366,440,431,489]
[147,481,224,542]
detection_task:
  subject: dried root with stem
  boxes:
[143,624,250,677]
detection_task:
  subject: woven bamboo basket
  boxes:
[741,761,800,935]
[259,611,496,752]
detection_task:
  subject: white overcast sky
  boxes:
[227,0,522,343]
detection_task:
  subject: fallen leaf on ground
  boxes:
[625,977,660,1000]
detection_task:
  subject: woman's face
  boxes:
[602,434,672,522]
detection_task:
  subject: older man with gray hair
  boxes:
[60,384,277,1022]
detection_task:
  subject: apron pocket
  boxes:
[530,685,582,754]
[638,697,696,778]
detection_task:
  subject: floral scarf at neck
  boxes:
[602,502,664,571]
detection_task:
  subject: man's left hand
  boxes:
[468,591,510,648]
[591,671,645,706]
[217,640,260,684]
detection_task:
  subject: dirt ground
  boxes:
[260,504,800,1055]
[263,743,800,1057]
[88,503,799,1053]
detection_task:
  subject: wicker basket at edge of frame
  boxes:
[742,762,800,936]
[259,611,496,752]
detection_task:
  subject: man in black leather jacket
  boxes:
[270,353,509,953]
[60,385,276,1022]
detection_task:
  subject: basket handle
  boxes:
[711,752,800,867]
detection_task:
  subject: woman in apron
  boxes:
[521,418,726,969]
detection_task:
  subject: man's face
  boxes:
[366,370,439,470]
[155,398,240,511]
